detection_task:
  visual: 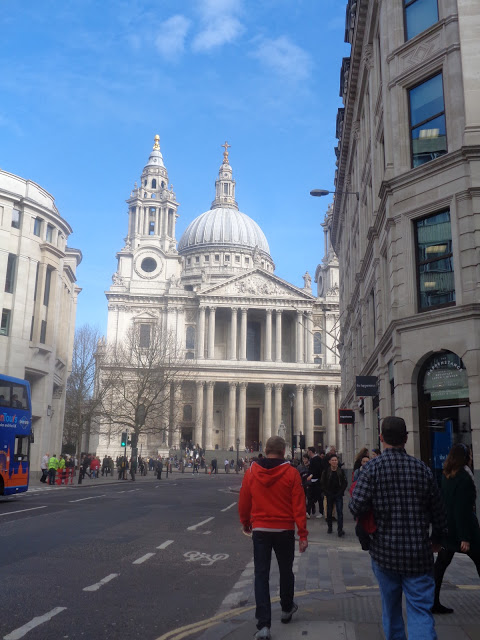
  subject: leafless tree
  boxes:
[96,320,191,447]
[64,324,105,455]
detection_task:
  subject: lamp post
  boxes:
[289,392,295,461]
[236,437,240,473]
[310,188,359,201]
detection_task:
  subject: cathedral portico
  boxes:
[95,136,341,461]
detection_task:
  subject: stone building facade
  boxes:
[0,170,82,470]
[331,0,480,483]
[95,137,341,458]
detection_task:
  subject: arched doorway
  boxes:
[418,351,471,484]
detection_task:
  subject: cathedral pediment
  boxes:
[199,269,314,301]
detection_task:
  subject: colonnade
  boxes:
[175,380,339,452]
[196,306,315,363]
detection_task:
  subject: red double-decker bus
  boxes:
[0,375,32,495]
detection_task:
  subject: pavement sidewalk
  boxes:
[195,515,480,640]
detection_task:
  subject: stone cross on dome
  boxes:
[221,141,231,164]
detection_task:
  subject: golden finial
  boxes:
[153,134,160,150]
[221,140,231,164]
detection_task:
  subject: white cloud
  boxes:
[155,15,191,61]
[251,36,312,81]
[192,0,245,52]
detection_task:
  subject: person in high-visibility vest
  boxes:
[48,454,59,485]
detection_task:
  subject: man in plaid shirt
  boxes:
[349,416,447,640]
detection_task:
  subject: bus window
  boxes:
[0,384,10,407]
[15,435,30,462]
[11,385,27,409]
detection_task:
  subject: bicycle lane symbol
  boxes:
[184,551,229,566]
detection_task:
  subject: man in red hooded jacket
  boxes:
[239,436,308,639]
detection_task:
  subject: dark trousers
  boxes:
[326,494,344,532]
[40,469,48,483]
[306,482,323,515]
[253,530,295,630]
[48,469,56,485]
[434,547,480,603]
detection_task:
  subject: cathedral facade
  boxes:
[95,136,340,458]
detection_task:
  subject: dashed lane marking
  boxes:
[69,495,106,503]
[133,552,155,565]
[0,506,47,517]
[157,540,174,549]
[187,517,214,531]
[83,573,119,592]
[4,607,67,640]
[220,502,237,512]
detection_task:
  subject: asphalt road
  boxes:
[0,473,250,640]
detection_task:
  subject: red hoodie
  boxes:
[238,460,308,541]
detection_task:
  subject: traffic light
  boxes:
[121,432,127,447]
[299,434,306,450]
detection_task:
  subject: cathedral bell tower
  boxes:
[126,134,179,253]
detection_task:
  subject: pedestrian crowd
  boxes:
[239,418,479,640]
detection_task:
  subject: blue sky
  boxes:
[1,0,350,335]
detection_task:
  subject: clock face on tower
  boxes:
[134,251,163,279]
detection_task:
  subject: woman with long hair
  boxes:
[352,447,369,481]
[432,443,480,614]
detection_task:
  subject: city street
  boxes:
[1,471,479,640]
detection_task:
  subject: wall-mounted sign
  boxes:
[356,376,378,397]
[338,409,355,424]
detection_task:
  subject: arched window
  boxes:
[152,179,157,189]
[144,179,147,186]
[186,326,195,350]
[314,332,322,354]
[183,405,193,421]
[314,408,322,425]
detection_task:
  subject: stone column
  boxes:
[207,306,216,359]
[172,383,181,448]
[327,385,336,449]
[230,307,238,360]
[295,384,305,443]
[265,309,272,361]
[239,308,248,360]
[237,382,247,449]
[263,383,272,443]
[197,306,205,359]
[306,312,314,363]
[274,383,283,433]
[228,382,237,450]
[195,381,204,448]
[275,310,282,362]
[205,381,215,450]
[296,310,304,363]
[305,385,315,448]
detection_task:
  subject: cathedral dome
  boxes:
[178,207,270,255]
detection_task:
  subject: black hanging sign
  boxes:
[338,409,355,424]
[356,376,378,397]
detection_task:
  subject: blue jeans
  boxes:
[326,494,343,531]
[371,559,437,640]
[252,530,295,630]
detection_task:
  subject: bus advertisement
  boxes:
[0,375,32,495]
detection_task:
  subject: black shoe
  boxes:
[338,530,345,537]
[431,603,454,614]
[281,603,298,624]
[327,527,332,534]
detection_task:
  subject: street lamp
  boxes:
[310,188,359,201]
[236,437,240,473]
[289,392,295,461]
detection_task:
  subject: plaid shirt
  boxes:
[349,447,447,575]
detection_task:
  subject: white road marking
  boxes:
[127,489,140,492]
[157,540,174,549]
[221,502,237,512]
[4,607,67,639]
[202,530,212,535]
[187,517,214,531]
[133,552,155,565]
[184,551,229,566]
[83,573,119,592]
[69,495,106,503]
[0,506,47,517]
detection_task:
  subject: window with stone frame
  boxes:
[139,323,151,348]
[5,254,17,293]
[314,408,323,425]
[414,210,455,311]
[313,332,322,355]
[11,209,21,229]
[33,217,43,237]
[1,309,11,336]
[404,0,438,41]
[186,325,195,350]
[409,73,446,168]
